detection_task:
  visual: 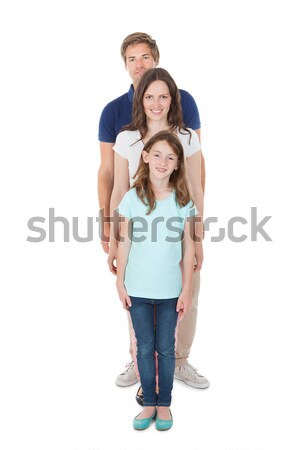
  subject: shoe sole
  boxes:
[174,374,210,389]
[115,379,139,387]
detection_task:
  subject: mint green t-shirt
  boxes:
[118,188,197,299]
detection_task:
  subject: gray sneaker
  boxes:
[115,361,138,387]
[174,363,210,389]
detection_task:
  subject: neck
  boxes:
[149,174,172,194]
[146,120,170,138]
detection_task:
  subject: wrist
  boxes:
[181,286,192,294]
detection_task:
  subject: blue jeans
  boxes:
[129,296,178,407]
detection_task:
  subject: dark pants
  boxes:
[129,296,178,406]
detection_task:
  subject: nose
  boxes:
[135,58,144,69]
[151,97,161,109]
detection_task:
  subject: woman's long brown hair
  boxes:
[132,130,193,214]
[123,68,191,142]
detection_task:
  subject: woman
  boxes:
[108,68,204,418]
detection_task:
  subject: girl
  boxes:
[116,131,202,430]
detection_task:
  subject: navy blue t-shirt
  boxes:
[98,85,201,143]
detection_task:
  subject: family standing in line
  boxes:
[98,32,208,430]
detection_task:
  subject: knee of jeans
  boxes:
[137,340,155,359]
[156,342,175,359]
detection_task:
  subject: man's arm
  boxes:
[98,142,114,253]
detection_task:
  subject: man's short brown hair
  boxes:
[120,32,160,64]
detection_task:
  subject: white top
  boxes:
[113,128,201,185]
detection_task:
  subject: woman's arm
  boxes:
[193,129,206,194]
[186,151,204,271]
[116,217,132,310]
[107,153,130,274]
[176,218,196,320]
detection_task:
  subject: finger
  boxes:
[194,261,202,272]
[101,241,109,254]
[126,296,132,307]
[176,299,183,312]
[178,309,184,321]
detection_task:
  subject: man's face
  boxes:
[125,43,158,87]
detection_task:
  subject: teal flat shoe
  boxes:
[156,409,173,431]
[133,410,157,430]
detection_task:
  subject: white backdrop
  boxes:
[1,1,300,449]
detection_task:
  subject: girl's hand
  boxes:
[116,281,132,310]
[176,290,192,321]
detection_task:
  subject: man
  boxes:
[98,32,209,403]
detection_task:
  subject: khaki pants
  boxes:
[127,271,200,368]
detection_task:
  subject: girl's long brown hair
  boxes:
[123,68,191,142]
[132,130,193,214]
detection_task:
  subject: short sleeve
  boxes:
[98,103,117,143]
[117,190,132,219]
[179,90,201,130]
[179,129,201,158]
[113,131,129,159]
[188,130,201,157]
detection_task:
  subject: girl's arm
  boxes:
[176,218,196,321]
[107,153,130,274]
[186,151,204,271]
[116,216,132,310]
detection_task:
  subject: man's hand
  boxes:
[176,289,192,321]
[116,281,132,310]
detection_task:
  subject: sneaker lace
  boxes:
[185,364,204,377]
[122,361,135,374]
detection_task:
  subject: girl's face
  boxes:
[143,80,172,122]
[142,140,179,180]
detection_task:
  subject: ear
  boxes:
[142,150,149,163]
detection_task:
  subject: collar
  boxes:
[127,84,134,103]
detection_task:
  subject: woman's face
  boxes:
[143,80,172,123]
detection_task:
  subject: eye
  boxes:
[143,56,150,60]
[161,95,168,100]
[145,95,152,100]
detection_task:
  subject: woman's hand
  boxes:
[116,281,132,310]
[101,222,111,254]
[194,242,204,272]
[107,240,118,275]
[176,289,192,321]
